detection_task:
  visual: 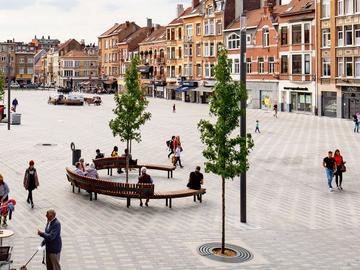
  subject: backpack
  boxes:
[166,140,171,148]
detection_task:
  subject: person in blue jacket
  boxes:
[38,209,62,270]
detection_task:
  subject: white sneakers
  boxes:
[329,188,334,192]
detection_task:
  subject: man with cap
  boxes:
[137,167,153,207]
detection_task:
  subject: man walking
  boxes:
[255,120,260,133]
[354,113,359,133]
[323,151,337,192]
[167,136,175,158]
[38,209,62,270]
[273,104,278,118]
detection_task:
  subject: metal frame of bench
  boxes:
[66,168,205,208]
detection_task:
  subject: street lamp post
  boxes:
[240,14,247,223]
[7,53,11,130]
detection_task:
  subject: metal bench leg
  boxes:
[193,195,196,202]
[90,192,92,201]
[72,184,75,193]
[138,168,141,176]
[110,168,113,176]
[199,194,202,203]
[167,171,169,179]
[166,198,168,206]
[171,171,173,178]
[78,187,80,193]
[169,198,172,209]
[94,193,97,200]
[127,198,130,208]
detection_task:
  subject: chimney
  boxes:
[192,0,199,8]
[177,4,184,17]
[125,21,130,27]
[147,18,152,28]
[42,35,44,39]
[155,24,160,30]
[48,35,50,39]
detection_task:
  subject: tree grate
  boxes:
[198,242,253,263]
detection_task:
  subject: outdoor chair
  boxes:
[0,246,13,270]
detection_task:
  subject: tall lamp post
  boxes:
[240,14,247,223]
[7,53,11,131]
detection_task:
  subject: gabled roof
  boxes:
[98,22,140,38]
[118,27,154,51]
[279,0,314,16]
[62,51,96,58]
[168,6,192,25]
[58,39,81,51]
[140,26,166,44]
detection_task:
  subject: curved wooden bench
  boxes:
[93,157,176,178]
[66,167,205,208]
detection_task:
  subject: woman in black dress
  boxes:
[23,160,39,208]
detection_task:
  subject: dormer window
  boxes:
[207,6,214,15]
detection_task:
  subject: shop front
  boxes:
[246,81,278,109]
[166,84,178,100]
[342,87,360,119]
[321,91,337,117]
[154,80,166,98]
[179,81,198,102]
[290,92,312,112]
[279,81,315,114]
[260,90,273,110]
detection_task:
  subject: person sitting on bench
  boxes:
[138,167,153,207]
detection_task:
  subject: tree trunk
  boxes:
[126,140,129,183]
[221,176,225,254]
[129,139,132,154]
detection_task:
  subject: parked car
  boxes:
[10,82,20,88]
[48,94,65,105]
[84,96,102,106]
[63,94,84,106]
[23,83,38,89]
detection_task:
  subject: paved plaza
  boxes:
[0,90,360,269]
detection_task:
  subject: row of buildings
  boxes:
[1,0,360,118]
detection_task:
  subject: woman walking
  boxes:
[334,149,346,190]
[23,160,39,208]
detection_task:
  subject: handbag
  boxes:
[341,164,346,172]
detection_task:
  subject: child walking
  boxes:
[255,120,260,133]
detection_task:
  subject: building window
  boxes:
[246,34,251,45]
[196,43,201,56]
[178,47,182,58]
[322,0,330,17]
[322,29,331,47]
[281,27,288,45]
[204,43,209,56]
[258,57,265,74]
[19,58,25,64]
[186,24,193,38]
[204,22,209,35]
[234,59,240,74]
[196,64,201,78]
[268,57,274,74]
[338,27,344,46]
[304,23,310,43]
[209,19,215,35]
[209,43,215,56]
[217,22,222,35]
[18,68,24,74]
[345,26,353,45]
[281,55,288,74]
[196,23,201,35]
[227,34,240,49]
[263,28,269,47]
[338,58,344,77]
[346,57,353,76]
[27,58,33,64]
[292,25,302,44]
[27,67,33,74]
[355,57,360,77]
[304,54,311,74]
[356,0,360,12]
[355,26,360,45]
[204,63,211,78]
[322,57,331,77]
[345,0,353,14]
[338,0,344,14]
[246,58,252,73]
[292,55,302,74]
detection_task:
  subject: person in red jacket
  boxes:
[138,167,153,207]
[334,149,346,190]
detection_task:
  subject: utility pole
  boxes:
[240,14,247,223]
[7,52,11,130]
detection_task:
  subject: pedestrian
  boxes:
[323,151,336,192]
[334,149,346,190]
[354,114,359,133]
[95,149,104,159]
[138,167,153,207]
[273,104,278,118]
[167,136,175,158]
[173,104,176,113]
[174,144,184,168]
[79,157,86,172]
[173,136,181,153]
[187,166,204,201]
[111,146,123,174]
[38,209,62,270]
[23,160,39,208]
[12,98,18,112]
[255,120,260,133]
[0,174,9,227]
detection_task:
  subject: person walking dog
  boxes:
[23,160,39,208]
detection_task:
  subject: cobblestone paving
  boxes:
[0,90,360,269]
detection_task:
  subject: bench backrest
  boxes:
[65,167,154,196]
[93,157,127,170]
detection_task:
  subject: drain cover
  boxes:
[198,242,253,263]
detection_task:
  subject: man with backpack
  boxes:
[353,114,359,133]
[167,136,175,158]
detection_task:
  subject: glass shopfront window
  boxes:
[322,91,337,117]
[291,92,312,112]
[260,90,273,109]
[342,87,360,119]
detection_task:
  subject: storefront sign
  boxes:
[181,81,198,87]
[203,80,216,87]
[154,80,166,86]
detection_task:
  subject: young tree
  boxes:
[0,72,5,102]
[198,49,254,254]
[109,56,152,182]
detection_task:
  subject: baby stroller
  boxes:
[0,199,16,228]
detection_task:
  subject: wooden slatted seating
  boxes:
[66,167,205,208]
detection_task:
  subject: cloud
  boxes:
[0,0,191,43]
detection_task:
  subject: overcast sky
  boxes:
[0,0,191,44]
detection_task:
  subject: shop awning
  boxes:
[176,86,193,92]
[193,86,214,93]
[138,66,153,73]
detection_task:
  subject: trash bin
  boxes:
[11,113,21,125]
[70,142,81,166]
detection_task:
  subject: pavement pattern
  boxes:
[0,90,360,269]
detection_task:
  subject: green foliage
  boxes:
[109,56,152,147]
[198,49,254,179]
[0,72,4,102]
